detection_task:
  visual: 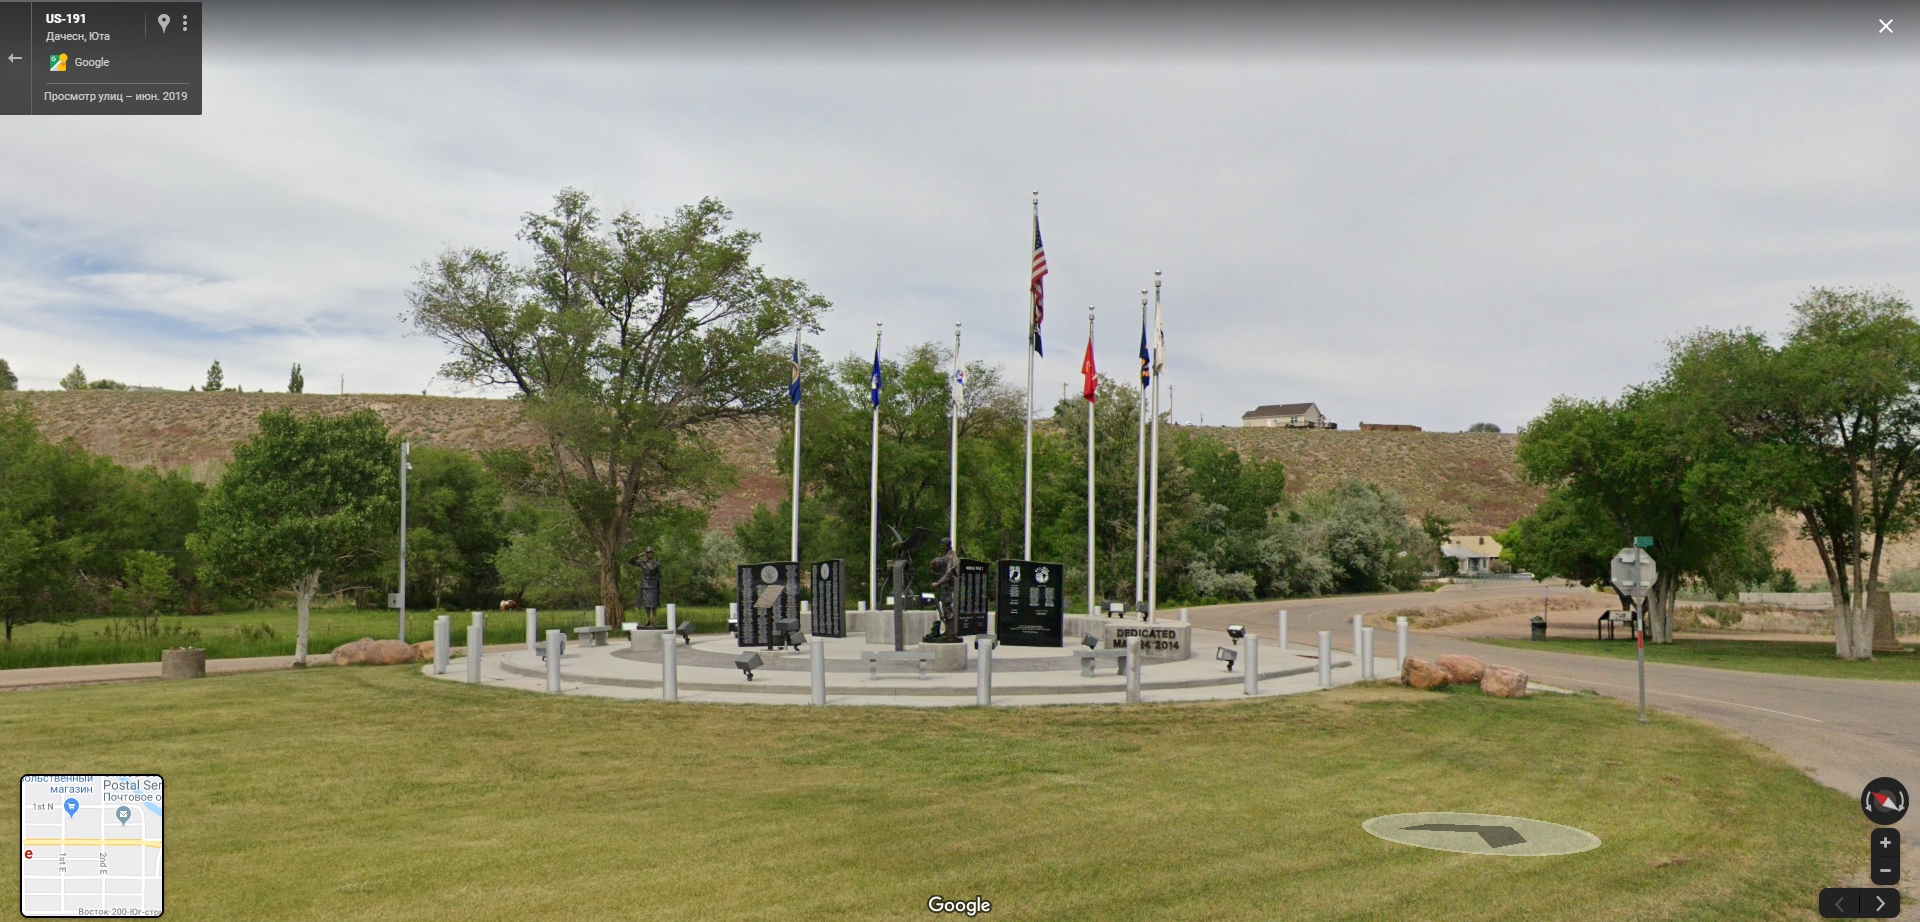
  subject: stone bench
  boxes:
[573,625,611,647]
[1075,647,1131,677]
[861,649,936,680]
[534,637,566,660]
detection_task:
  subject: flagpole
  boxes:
[791,325,803,563]
[1147,271,1163,621]
[1024,191,1038,562]
[869,322,882,611]
[1086,305,1097,617]
[950,323,961,551]
[1135,288,1147,610]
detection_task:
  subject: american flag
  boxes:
[1030,212,1048,356]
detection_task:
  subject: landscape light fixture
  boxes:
[1217,646,1238,672]
[774,617,804,650]
[676,621,695,645]
[1227,625,1246,645]
[1082,634,1100,650]
[735,651,763,681]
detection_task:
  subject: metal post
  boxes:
[667,603,677,634]
[810,635,825,705]
[526,609,538,653]
[1317,631,1332,688]
[466,623,483,684]
[1125,636,1141,703]
[976,635,994,706]
[1178,607,1187,623]
[398,441,409,642]
[1245,634,1259,695]
[1278,609,1288,651]
[870,322,882,613]
[662,629,678,701]
[433,615,449,674]
[595,605,606,629]
[892,559,907,653]
[1635,599,1648,723]
[1351,615,1363,665]
[800,600,810,635]
[1396,616,1409,676]
[1362,627,1376,680]
[546,629,562,693]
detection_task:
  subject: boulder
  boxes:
[1400,657,1450,690]
[411,640,437,660]
[1435,654,1486,684]
[331,637,420,666]
[1481,665,1529,698]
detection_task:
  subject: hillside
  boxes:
[14,392,1530,533]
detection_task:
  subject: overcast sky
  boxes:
[4,2,1919,431]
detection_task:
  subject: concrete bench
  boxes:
[1075,647,1130,677]
[534,637,566,660]
[861,649,936,680]
[573,625,611,647]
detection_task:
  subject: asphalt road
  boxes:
[1188,585,1920,797]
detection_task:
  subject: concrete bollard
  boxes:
[1318,631,1332,688]
[1362,627,1376,680]
[1396,616,1409,676]
[595,605,606,629]
[1179,607,1188,623]
[801,600,811,634]
[433,615,450,674]
[1278,609,1288,651]
[663,629,678,701]
[526,609,538,653]
[546,629,563,693]
[1125,636,1142,703]
[1351,615,1362,669]
[976,635,995,706]
[1245,635,1259,695]
[466,624,483,684]
[666,603,677,632]
[810,636,826,705]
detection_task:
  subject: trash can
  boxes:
[1530,616,1547,642]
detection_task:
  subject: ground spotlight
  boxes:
[1217,646,1238,671]
[676,621,696,644]
[774,617,804,650]
[1082,634,1099,650]
[735,651,763,681]
[1227,625,1245,645]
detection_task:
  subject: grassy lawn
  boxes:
[0,668,1858,921]
[1477,636,1920,681]
[0,606,733,670]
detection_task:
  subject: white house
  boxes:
[1241,402,1335,429]
[1441,534,1503,575]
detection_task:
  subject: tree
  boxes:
[86,379,128,390]
[0,359,16,391]
[1467,422,1501,433]
[400,447,506,608]
[205,361,224,392]
[288,363,304,394]
[190,409,397,665]
[0,406,91,643]
[59,365,87,391]
[409,190,827,623]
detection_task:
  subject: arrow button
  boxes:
[7,53,19,63]
[1821,888,1858,917]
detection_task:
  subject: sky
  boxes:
[4,2,1919,431]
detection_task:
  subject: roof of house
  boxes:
[1242,402,1319,419]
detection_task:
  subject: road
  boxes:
[1189,585,1920,796]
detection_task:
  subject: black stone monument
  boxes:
[995,559,1065,647]
[736,561,800,648]
[810,559,847,638]
[956,559,990,637]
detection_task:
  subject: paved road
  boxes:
[0,644,528,691]
[1188,586,1920,796]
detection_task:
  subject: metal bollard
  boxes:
[1278,609,1288,651]
[1245,635,1259,695]
[526,608,538,653]
[667,603,677,633]
[433,615,450,674]
[1317,631,1332,688]
[466,624,483,684]
[595,604,606,629]
[1362,627,1376,680]
[810,636,826,705]
[546,629,563,693]
[663,628,678,701]
[1179,607,1188,623]
[976,634,994,706]
[801,600,811,634]
[1351,615,1362,669]
[1396,616,1409,676]
[1125,636,1142,703]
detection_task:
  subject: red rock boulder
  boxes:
[1481,664,1530,698]
[331,637,420,666]
[1436,654,1486,684]
[1401,657,1450,690]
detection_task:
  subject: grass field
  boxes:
[1477,636,1920,681]
[0,606,733,670]
[0,667,1859,920]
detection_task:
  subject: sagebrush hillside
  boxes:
[16,391,1534,532]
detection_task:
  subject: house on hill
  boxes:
[1359,422,1421,432]
[1241,402,1336,429]
[1441,534,1503,575]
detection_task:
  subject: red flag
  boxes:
[1081,337,1097,402]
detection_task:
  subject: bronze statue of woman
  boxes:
[628,547,662,627]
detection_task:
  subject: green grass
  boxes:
[0,606,732,670]
[0,667,1858,921]
[1477,636,1920,681]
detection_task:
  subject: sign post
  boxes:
[1611,546,1658,724]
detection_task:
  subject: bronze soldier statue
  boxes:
[628,547,662,627]
[924,537,962,643]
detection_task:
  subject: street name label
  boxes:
[20,774,163,917]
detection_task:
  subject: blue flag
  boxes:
[869,344,883,408]
[789,339,802,406]
[1138,319,1151,389]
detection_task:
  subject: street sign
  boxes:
[1633,535,1654,549]
[1610,547,1657,600]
